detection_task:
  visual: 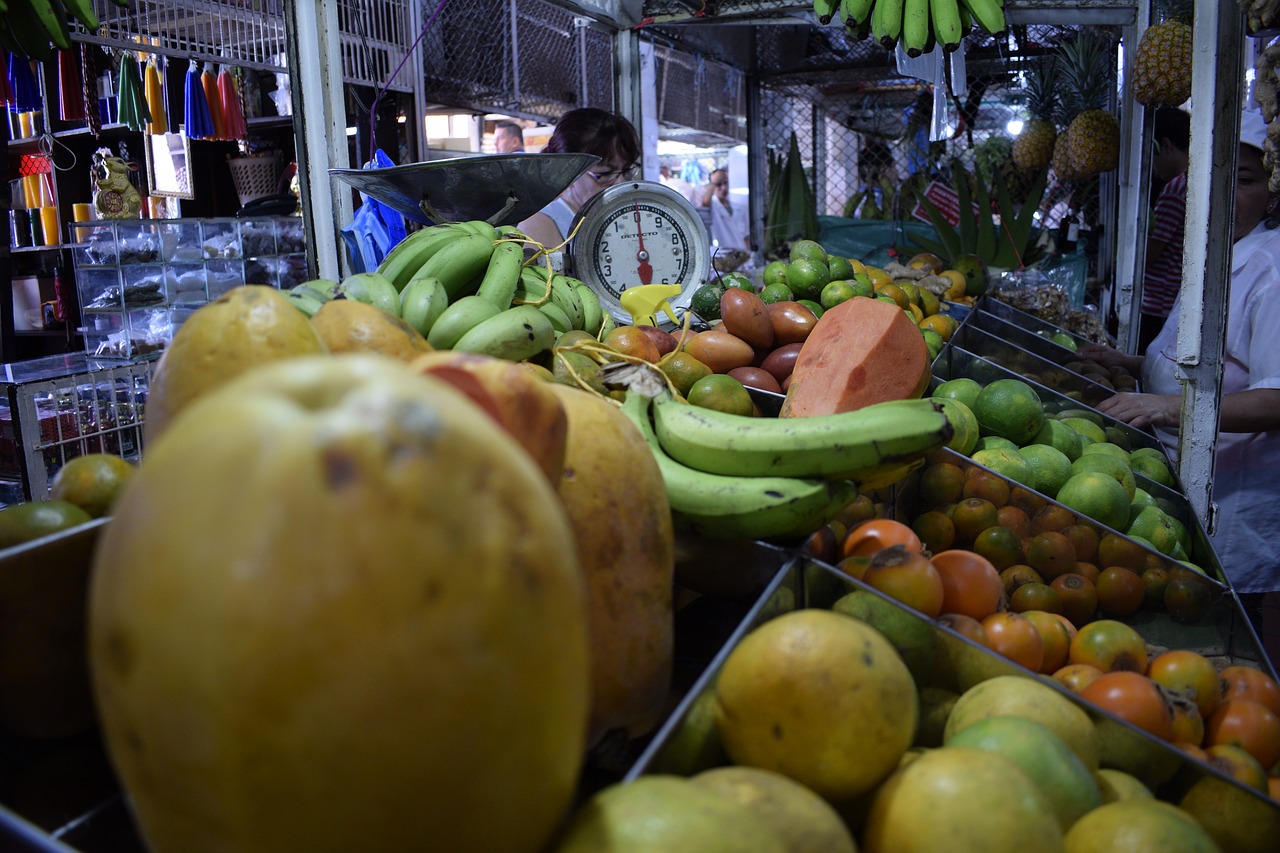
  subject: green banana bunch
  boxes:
[426,295,502,350]
[338,272,401,317]
[821,0,988,52]
[812,0,840,24]
[400,276,449,337]
[374,223,474,291]
[413,232,497,300]
[651,395,951,480]
[453,305,557,362]
[474,240,524,308]
[281,279,342,317]
[619,393,861,542]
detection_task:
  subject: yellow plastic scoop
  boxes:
[620,283,683,327]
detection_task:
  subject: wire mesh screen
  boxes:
[654,46,747,145]
[84,0,414,87]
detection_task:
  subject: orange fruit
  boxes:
[659,352,713,398]
[873,282,911,311]
[50,453,138,518]
[919,313,960,342]
[687,374,755,417]
[938,270,967,301]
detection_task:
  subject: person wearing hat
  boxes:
[1080,107,1280,653]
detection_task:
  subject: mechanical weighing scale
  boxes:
[331,156,713,327]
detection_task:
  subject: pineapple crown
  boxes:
[1023,59,1059,124]
[1056,31,1115,120]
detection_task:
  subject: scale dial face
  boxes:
[565,180,711,326]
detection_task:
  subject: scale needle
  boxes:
[633,203,653,285]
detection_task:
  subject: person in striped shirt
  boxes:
[1139,107,1191,352]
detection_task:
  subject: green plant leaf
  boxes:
[952,159,977,254]
[911,191,962,261]
[972,163,997,262]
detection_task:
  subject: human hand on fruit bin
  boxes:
[1077,343,1146,376]
[1095,391,1180,431]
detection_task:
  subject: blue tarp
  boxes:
[817,215,941,268]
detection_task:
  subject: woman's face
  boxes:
[1234,145,1272,243]
[561,154,637,211]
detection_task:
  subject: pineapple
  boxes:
[1051,133,1085,183]
[1133,0,1193,108]
[1012,60,1059,172]
[1059,33,1120,178]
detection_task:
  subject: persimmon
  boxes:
[1141,565,1171,609]
[1006,485,1047,517]
[910,510,955,554]
[996,505,1032,539]
[918,462,966,508]
[1219,665,1280,717]
[1000,564,1043,598]
[1069,619,1148,673]
[1080,671,1175,741]
[1023,530,1078,581]
[1205,700,1280,770]
[937,612,989,647]
[861,544,944,617]
[1164,577,1212,625]
[1053,663,1105,694]
[950,497,999,543]
[841,518,923,559]
[1072,561,1100,584]
[1050,572,1099,627]
[980,611,1044,672]
[1022,609,1071,674]
[971,524,1023,571]
[962,467,1010,508]
[931,549,1003,620]
[1169,693,1206,746]
[1148,650,1221,719]
[1061,523,1100,563]
[1030,503,1075,534]
[1095,566,1145,618]
[1009,582,1064,616]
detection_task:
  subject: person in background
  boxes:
[494,120,525,154]
[1078,107,1280,659]
[1138,107,1191,352]
[517,107,641,249]
[700,167,750,252]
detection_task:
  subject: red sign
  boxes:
[912,180,974,227]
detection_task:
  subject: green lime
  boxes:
[0,499,93,548]
[1030,419,1084,462]
[785,257,831,302]
[797,299,825,318]
[850,273,875,297]
[820,280,857,310]
[789,239,828,264]
[762,260,790,287]
[1070,453,1137,502]
[933,377,983,409]
[687,373,755,416]
[1081,442,1131,468]
[659,352,713,398]
[1061,417,1108,445]
[720,272,754,291]
[1018,444,1074,498]
[690,283,726,320]
[759,282,795,305]
[1056,471,1132,532]
[974,435,1020,453]
[972,378,1045,445]
[1050,332,1079,352]
[827,255,855,280]
[922,329,945,361]
[970,447,1036,487]
[1130,453,1175,488]
[1125,505,1181,556]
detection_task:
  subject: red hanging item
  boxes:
[201,64,225,140]
[217,66,247,142]
[57,49,86,122]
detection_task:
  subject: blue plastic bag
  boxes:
[340,149,409,273]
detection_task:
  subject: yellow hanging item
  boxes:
[144,58,167,135]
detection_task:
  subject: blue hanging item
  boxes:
[7,52,40,113]
[340,149,409,274]
[183,60,214,139]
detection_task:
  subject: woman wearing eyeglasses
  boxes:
[518,107,642,249]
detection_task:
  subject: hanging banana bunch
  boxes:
[813,0,1006,55]
[0,0,130,61]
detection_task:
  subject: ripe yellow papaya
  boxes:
[89,354,589,852]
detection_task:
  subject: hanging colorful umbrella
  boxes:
[201,63,225,140]
[183,59,214,139]
[56,49,85,122]
[116,52,151,132]
[217,65,247,142]
[144,56,167,134]
[7,52,40,113]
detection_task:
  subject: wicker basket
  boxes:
[227,152,283,206]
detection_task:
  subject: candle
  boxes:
[39,206,60,246]
[17,111,33,138]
